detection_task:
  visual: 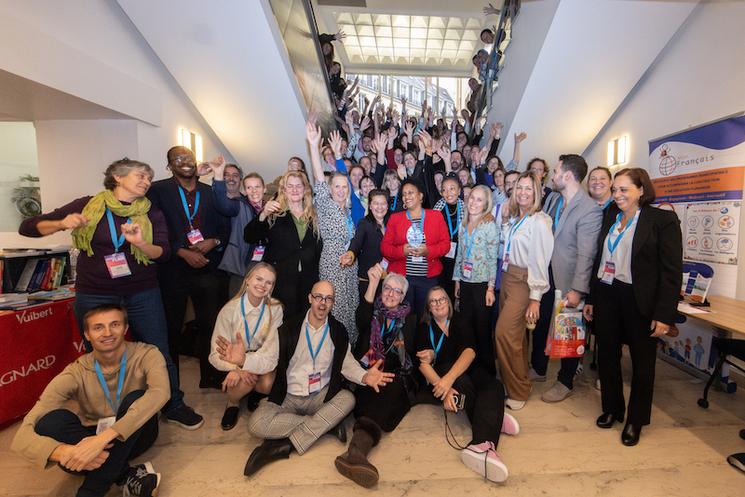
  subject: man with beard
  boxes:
[147,146,230,392]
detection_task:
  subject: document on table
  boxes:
[677,302,711,314]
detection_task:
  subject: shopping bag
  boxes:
[545,290,586,359]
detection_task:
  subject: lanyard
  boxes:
[241,297,266,349]
[445,202,460,237]
[94,351,127,413]
[429,320,448,360]
[346,212,355,240]
[462,225,476,259]
[607,211,638,257]
[381,318,396,339]
[406,209,425,233]
[105,209,131,253]
[553,196,564,232]
[602,198,613,210]
[392,195,398,211]
[305,322,330,369]
[178,186,200,228]
[505,214,529,257]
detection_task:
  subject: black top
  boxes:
[348,217,384,279]
[415,313,475,376]
[588,204,683,325]
[146,178,229,271]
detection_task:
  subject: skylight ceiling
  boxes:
[335,13,484,67]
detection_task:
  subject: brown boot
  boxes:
[334,417,382,488]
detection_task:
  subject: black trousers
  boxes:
[419,366,504,447]
[460,281,497,375]
[438,256,456,301]
[594,279,657,425]
[159,264,228,384]
[355,376,412,432]
[33,390,158,497]
[530,268,579,388]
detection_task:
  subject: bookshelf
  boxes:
[0,248,72,294]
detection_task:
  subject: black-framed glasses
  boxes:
[311,294,335,304]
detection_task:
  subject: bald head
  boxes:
[308,280,335,325]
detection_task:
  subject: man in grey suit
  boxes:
[529,154,602,402]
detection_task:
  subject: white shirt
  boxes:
[242,311,367,396]
[209,296,283,371]
[501,211,554,300]
[597,210,640,284]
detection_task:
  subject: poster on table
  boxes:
[648,113,745,374]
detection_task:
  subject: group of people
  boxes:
[12,98,682,496]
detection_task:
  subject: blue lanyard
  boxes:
[607,211,637,256]
[94,351,127,413]
[392,195,398,211]
[462,225,476,259]
[602,198,612,210]
[178,186,200,227]
[305,322,330,369]
[429,320,448,360]
[346,212,355,241]
[445,202,460,237]
[105,209,131,253]
[553,196,564,232]
[406,209,425,231]
[381,319,396,338]
[505,214,529,256]
[241,297,266,349]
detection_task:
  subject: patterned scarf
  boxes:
[364,297,412,373]
[71,189,154,265]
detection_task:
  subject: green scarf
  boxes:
[72,190,154,265]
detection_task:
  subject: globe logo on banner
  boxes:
[658,144,677,176]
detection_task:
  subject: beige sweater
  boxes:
[11,342,170,469]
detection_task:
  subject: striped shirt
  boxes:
[406,218,428,277]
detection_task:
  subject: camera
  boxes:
[452,393,466,410]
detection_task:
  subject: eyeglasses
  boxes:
[382,284,404,297]
[429,297,449,306]
[311,294,335,304]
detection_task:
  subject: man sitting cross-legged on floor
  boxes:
[11,304,170,497]
[216,280,394,476]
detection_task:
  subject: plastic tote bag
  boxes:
[544,289,586,359]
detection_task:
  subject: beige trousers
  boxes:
[495,265,531,401]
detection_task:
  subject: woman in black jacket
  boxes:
[244,171,321,318]
[583,167,682,446]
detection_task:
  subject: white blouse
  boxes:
[501,211,554,300]
[209,295,283,372]
[597,209,640,284]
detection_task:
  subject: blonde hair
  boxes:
[270,171,319,235]
[231,262,282,342]
[506,171,543,220]
[464,185,495,227]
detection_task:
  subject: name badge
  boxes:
[186,228,204,245]
[462,261,474,279]
[308,372,321,394]
[96,416,116,435]
[104,253,132,279]
[411,256,424,263]
[445,241,457,259]
[380,258,389,271]
[501,254,510,272]
[600,261,616,285]
[251,245,265,262]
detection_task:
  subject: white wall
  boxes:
[583,1,745,298]
[0,0,234,247]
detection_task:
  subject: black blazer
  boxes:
[589,204,682,325]
[244,213,321,316]
[348,217,384,279]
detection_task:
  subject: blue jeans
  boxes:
[405,275,437,317]
[74,288,184,412]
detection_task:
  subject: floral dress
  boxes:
[314,181,360,343]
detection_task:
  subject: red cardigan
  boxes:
[381,209,451,278]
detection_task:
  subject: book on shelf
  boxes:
[15,259,39,292]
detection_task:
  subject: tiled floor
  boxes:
[1,355,743,496]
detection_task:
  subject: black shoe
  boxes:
[621,423,642,446]
[329,421,347,443]
[245,391,266,412]
[244,438,293,477]
[727,452,745,474]
[165,404,204,430]
[122,462,160,497]
[221,406,240,431]
[596,412,624,429]
[739,429,745,440]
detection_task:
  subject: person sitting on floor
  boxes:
[215,280,394,477]
[210,262,283,430]
[11,304,170,497]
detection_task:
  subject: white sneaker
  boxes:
[505,398,526,410]
[461,441,509,483]
[501,412,520,436]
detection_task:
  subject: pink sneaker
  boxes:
[501,412,520,436]
[461,442,509,482]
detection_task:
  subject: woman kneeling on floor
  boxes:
[416,286,518,482]
[335,264,421,487]
[209,262,282,430]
